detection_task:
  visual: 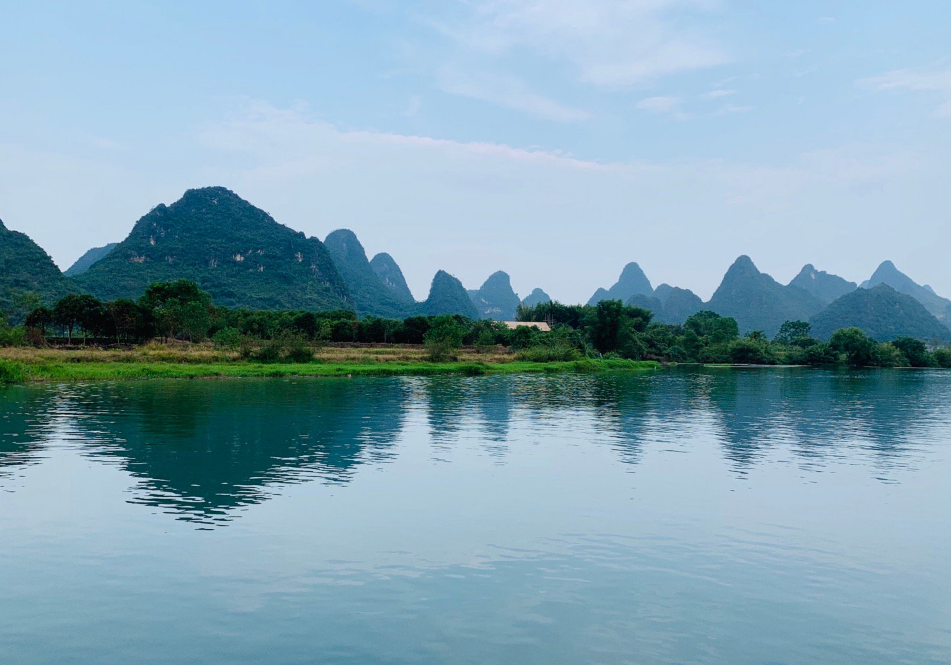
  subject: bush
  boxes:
[934,348,951,369]
[516,344,582,362]
[424,315,465,361]
[0,326,28,347]
[727,338,776,365]
[0,360,27,384]
[212,327,244,351]
[250,332,314,364]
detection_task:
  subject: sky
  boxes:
[1,0,950,303]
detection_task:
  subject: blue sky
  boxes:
[2,0,950,302]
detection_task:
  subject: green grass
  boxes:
[7,358,660,383]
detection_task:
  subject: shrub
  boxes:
[212,327,244,351]
[516,343,582,362]
[251,332,313,364]
[0,360,27,384]
[0,326,28,347]
[424,315,465,361]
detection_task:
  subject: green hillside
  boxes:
[788,264,856,303]
[707,255,824,336]
[370,252,415,303]
[0,218,72,317]
[468,271,521,320]
[325,230,413,318]
[521,288,551,307]
[588,262,653,305]
[418,270,479,318]
[64,243,118,277]
[864,260,951,322]
[73,187,350,311]
[810,284,950,342]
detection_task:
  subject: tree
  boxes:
[25,306,53,336]
[890,336,933,367]
[684,311,739,345]
[774,320,811,345]
[830,327,876,367]
[424,315,465,361]
[139,280,213,341]
[53,294,86,343]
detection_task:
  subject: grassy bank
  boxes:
[0,344,659,383]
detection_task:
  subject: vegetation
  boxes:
[521,288,551,307]
[369,252,415,303]
[588,262,653,305]
[810,284,950,342]
[417,270,479,318]
[788,264,857,304]
[0,218,73,321]
[72,187,350,311]
[706,255,824,336]
[865,260,951,322]
[324,229,414,318]
[63,243,118,277]
[468,271,521,320]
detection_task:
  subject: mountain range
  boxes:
[2,185,950,342]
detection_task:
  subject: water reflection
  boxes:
[1,369,949,525]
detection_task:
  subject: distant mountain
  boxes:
[626,286,703,325]
[370,252,414,303]
[325,230,413,318]
[788,264,856,304]
[588,262,653,305]
[73,187,350,311]
[810,284,951,342]
[0,218,72,313]
[521,288,551,307]
[707,255,824,336]
[468,271,520,320]
[864,260,951,322]
[418,270,479,318]
[658,287,704,324]
[64,243,118,277]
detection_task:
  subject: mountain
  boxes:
[73,187,350,311]
[788,264,856,304]
[864,260,951,322]
[418,270,479,318]
[468,271,521,320]
[626,286,703,325]
[64,243,119,277]
[810,284,951,342]
[0,218,72,313]
[588,262,653,305]
[707,255,824,336]
[658,287,704,324]
[370,252,414,303]
[521,288,551,307]
[324,230,413,318]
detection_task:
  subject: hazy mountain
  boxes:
[626,286,703,325]
[64,243,118,277]
[418,270,480,318]
[0,218,72,313]
[521,288,551,307]
[864,260,951,322]
[369,252,414,303]
[74,187,350,311]
[588,262,653,305]
[468,271,520,320]
[788,264,857,304]
[810,284,951,342]
[707,255,824,336]
[325,230,413,318]
[658,287,705,324]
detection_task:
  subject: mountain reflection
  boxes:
[2,369,949,526]
[63,380,406,525]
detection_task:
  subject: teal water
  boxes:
[1,369,950,664]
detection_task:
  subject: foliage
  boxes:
[774,320,812,345]
[424,315,466,361]
[0,359,27,384]
[810,285,950,342]
[417,271,479,318]
[249,331,314,364]
[324,230,413,318]
[72,187,349,311]
[830,328,877,367]
[0,219,73,321]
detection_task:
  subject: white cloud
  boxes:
[435,68,590,122]
[702,88,736,99]
[635,95,682,113]
[439,0,730,88]
[859,65,951,117]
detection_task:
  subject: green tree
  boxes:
[774,320,811,345]
[139,280,213,341]
[890,336,933,367]
[830,327,876,367]
[424,315,466,361]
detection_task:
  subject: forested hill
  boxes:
[810,284,951,342]
[324,229,414,318]
[0,218,73,315]
[370,252,415,303]
[706,255,824,336]
[72,187,350,311]
[469,271,521,320]
[418,270,479,318]
[64,243,118,277]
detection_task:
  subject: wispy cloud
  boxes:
[436,0,730,88]
[702,89,736,99]
[859,65,951,117]
[636,95,682,113]
[436,68,590,122]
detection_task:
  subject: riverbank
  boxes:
[0,344,660,383]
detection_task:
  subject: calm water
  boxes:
[1,369,950,664]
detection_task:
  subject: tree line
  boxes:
[3,280,951,368]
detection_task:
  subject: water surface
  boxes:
[2,369,950,664]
